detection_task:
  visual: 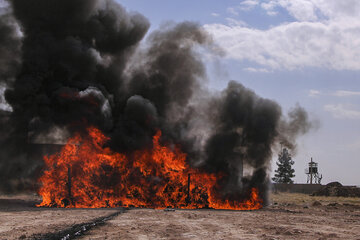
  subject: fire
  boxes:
[37,127,262,210]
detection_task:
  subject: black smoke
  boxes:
[0,0,313,203]
[0,2,23,192]
[201,82,314,203]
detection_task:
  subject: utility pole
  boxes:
[310,157,313,184]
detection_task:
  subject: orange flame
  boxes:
[37,127,262,210]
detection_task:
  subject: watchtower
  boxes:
[305,157,322,184]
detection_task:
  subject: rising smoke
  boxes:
[0,0,314,203]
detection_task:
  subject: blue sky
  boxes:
[118,0,360,185]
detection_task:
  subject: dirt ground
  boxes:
[81,204,360,240]
[0,194,118,240]
[1,192,360,240]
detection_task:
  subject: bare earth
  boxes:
[0,194,118,240]
[1,193,360,240]
[81,205,360,240]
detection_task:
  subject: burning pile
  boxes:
[38,127,262,209]
[0,0,313,209]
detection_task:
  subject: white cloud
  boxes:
[260,2,279,16]
[225,18,247,27]
[308,89,321,97]
[211,13,220,17]
[261,0,318,21]
[226,1,259,15]
[205,0,360,71]
[205,20,360,70]
[243,67,271,73]
[324,104,360,119]
[308,89,360,97]
[333,90,360,97]
[227,7,239,16]
[260,0,360,21]
[240,0,259,11]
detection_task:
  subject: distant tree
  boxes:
[272,148,295,184]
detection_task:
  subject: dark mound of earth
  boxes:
[312,182,360,197]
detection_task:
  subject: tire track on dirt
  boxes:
[31,208,125,240]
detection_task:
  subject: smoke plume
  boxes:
[0,0,313,203]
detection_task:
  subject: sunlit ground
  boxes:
[0,192,360,239]
[270,192,360,206]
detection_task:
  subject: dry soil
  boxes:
[0,193,359,240]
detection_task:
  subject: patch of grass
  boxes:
[270,192,360,206]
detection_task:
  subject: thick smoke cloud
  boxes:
[110,22,211,153]
[202,82,281,201]
[0,3,23,192]
[278,104,316,151]
[1,0,150,191]
[0,6,21,85]
[0,0,313,203]
[199,82,314,203]
[7,0,149,133]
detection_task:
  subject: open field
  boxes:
[0,192,359,239]
[271,192,360,206]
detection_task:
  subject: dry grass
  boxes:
[270,192,360,206]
